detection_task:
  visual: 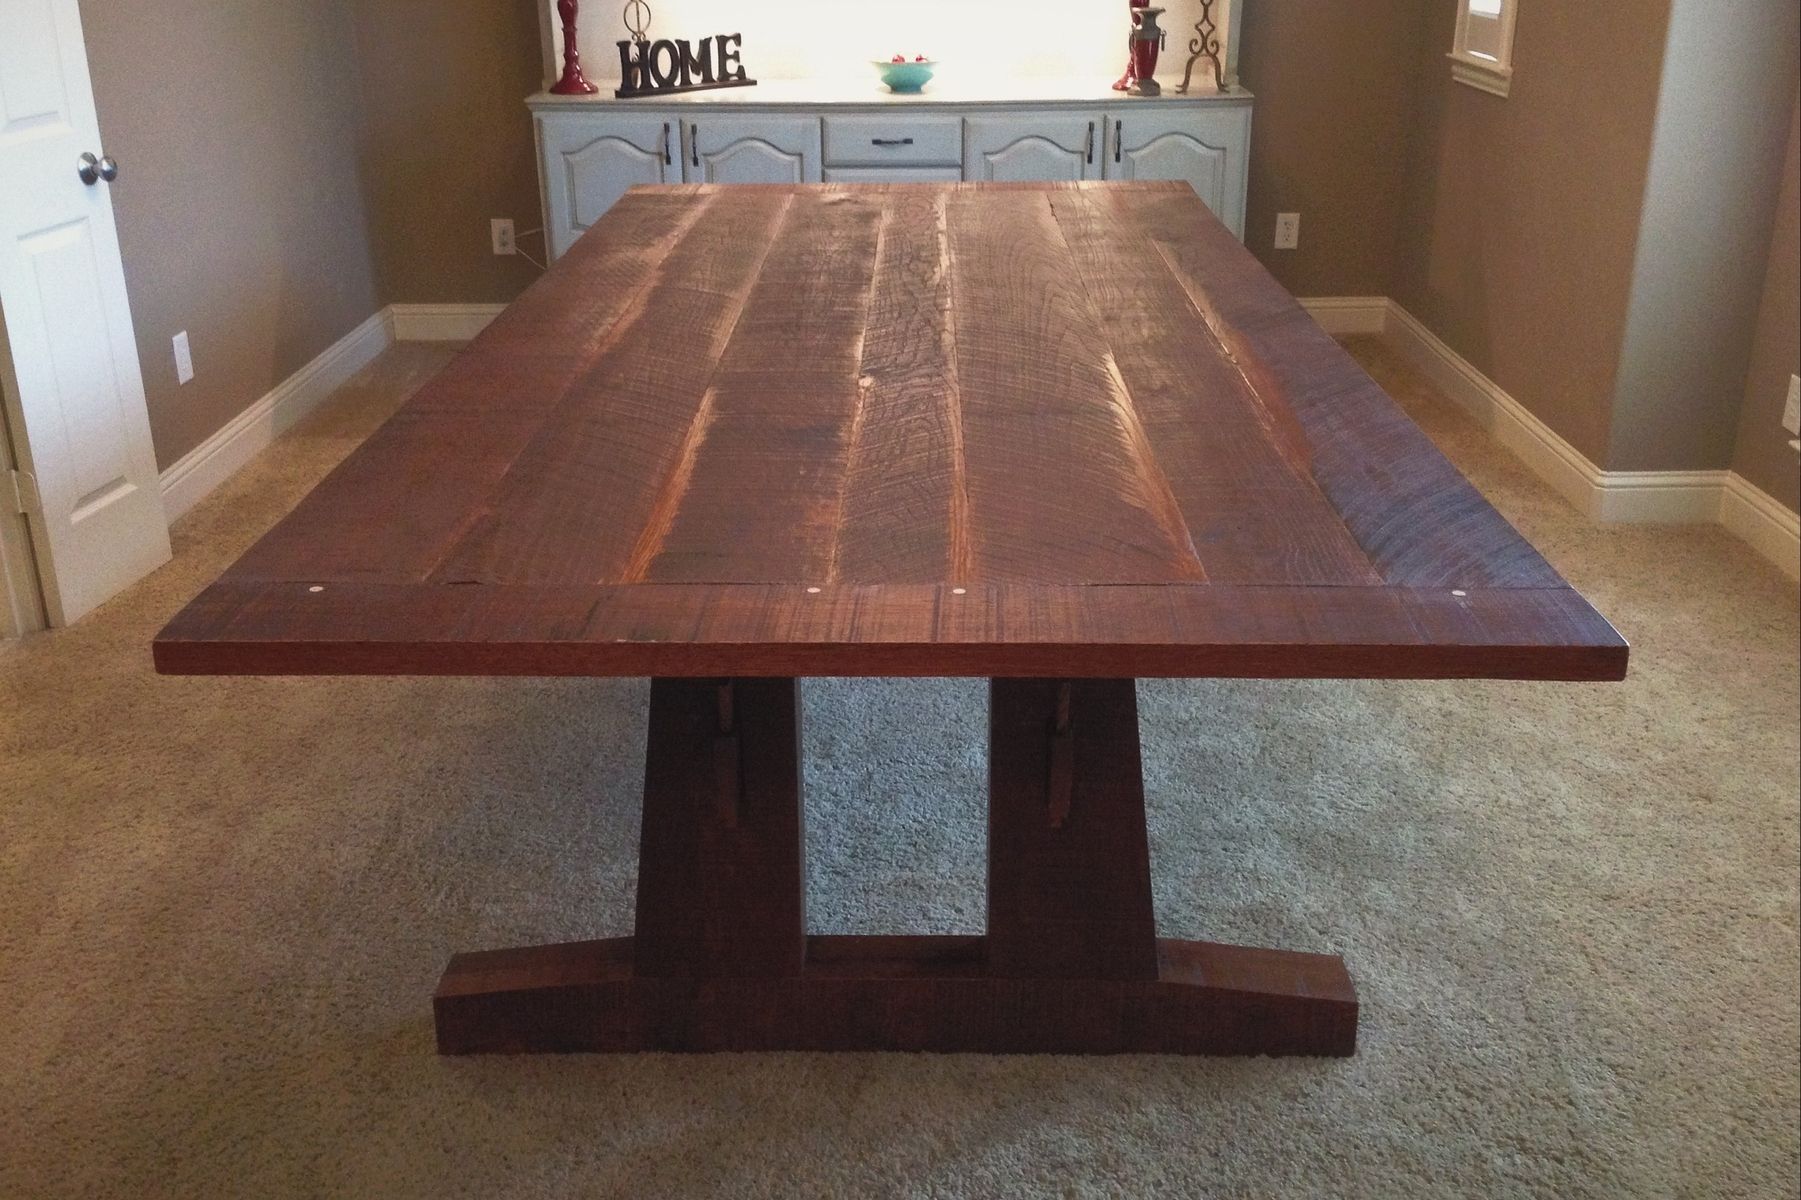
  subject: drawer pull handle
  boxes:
[871,137,915,147]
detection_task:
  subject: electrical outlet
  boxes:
[1782,374,1800,437]
[491,218,517,257]
[172,331,194,385]
[1274,212,1301,251]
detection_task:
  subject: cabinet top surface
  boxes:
[527,76,1254,111]
[155,182,1624,682]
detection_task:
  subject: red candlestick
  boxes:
[1113,0,1150,91]
[1131,15,1162,92]
[551,0,599,95]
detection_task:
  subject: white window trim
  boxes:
[1448,1,1518,98]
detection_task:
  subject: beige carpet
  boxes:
[2,338,1796,1199]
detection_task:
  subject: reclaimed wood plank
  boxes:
[432,190,795,585]
[833,189,971,584]
[224,190,713,585]
[1049,187,1381,586]
[1111,184,1562,588]
[944,188,1206,584]
[642,190,886,583]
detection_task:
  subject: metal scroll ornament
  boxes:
[1177,0,1229,94]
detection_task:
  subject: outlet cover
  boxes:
[1274,212,1300,251]
[172,331,194,385]
[1783,374,1799,437]
[491,218,516,256]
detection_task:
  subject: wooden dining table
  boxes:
[155,181,1626,1056]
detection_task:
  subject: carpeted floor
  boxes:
[2,337,1796,1199]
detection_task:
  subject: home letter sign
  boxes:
[616,34,756,98]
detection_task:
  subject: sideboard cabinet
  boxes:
[530,85,1253,260]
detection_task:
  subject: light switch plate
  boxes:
[172,331,194,385]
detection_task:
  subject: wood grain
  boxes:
[988,679,1159,980]
[157,181,1627,682]
[633,678,806,978]
[156,579,1627,680]
[433,934,1357,1055]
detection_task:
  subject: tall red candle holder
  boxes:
[550,0,600,95]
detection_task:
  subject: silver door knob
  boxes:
[77,153,119,185]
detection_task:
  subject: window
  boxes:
[1450,0,1518,97]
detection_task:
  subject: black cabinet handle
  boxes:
[691,123,699,168]
[1085,122,1094,164]
[1115,120,1123,163]
[871,137,915,147]
[662,123,672,166]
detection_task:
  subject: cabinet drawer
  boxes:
[823,115,963,167]
[825,165,964,184]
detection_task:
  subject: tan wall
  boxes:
[349,0,545,304]
[80,0,381,470]
[1236,0,1426,297]
[1607,0,1800,472]
[1392,0,1671,464]
[1731,94,1801,513]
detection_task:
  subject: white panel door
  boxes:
[538,113,679,259]
[963,114,1103,182]
[1107,109,1251,239]
[0,0,170,626]
[685,116,822,184]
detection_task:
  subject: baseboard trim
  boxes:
[1721,473,1801,581]
[1300,296,1390,337]
[389,303,505,342]
[159,308,394,523]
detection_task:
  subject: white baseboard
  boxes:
[388,303,505,342]
[159,308,394,523]
[1300,296,1390,337]
[1588,469,1729,524]
[1721,473,1801,581]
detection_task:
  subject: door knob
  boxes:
[77,153,119,185]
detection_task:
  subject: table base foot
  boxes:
[434,935,1357,1056]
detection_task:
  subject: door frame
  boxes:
[0,310,49,637]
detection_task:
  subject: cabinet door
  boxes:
[685,116,822,184]
[963,114,1104,182]
[1105,108,1251,239]
[538,114,678,259]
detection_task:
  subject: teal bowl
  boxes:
[873,60,937,93]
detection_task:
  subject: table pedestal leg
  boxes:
[433,677,1358,1055]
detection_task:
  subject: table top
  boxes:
[154,182,1626,681]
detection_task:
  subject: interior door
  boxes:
[538,113,678,260]
[1107,110,1250,239]
[963,114,1103,182]
[0,0,170,626]
[686,116,822,184]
